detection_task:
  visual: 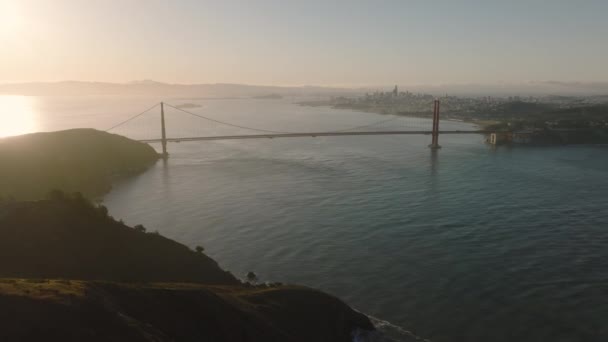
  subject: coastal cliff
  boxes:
[0,279,373,342]
[0,195,375,341]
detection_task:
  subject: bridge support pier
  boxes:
[160,102,169,158]
[429,99,441,149]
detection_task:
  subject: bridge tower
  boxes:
[160,102,169,158]
[429,99,441,149]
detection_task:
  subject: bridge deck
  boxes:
[138,130,491,143]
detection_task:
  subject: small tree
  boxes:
[246,272,258,284]
[195,245,205,254]
[71,192,85,202]
[96,205,109,218]
[134,224,146,233]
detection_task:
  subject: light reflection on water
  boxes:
[3,96,608,341]
[0,96,38,138]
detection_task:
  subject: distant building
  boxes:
[393,85,398,97]
[488,133,508,145]
[488,131,533,145]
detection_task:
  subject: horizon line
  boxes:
[2,79,608,90]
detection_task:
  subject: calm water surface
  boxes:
[3,96,608,341]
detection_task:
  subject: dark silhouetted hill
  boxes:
[0,129,159,200]
[0,280,374,342]
[0,194,237,284]
[0,195,375,341]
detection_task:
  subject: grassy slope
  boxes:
[0,197,374,341]
[0,196,238,284]
[0,279,373,342]
[0,129,159,200]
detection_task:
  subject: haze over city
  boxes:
[1,0,608,87]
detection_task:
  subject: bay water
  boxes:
[2,95,607,341]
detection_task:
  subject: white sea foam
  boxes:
[352,315,431,342]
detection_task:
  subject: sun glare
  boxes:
[0,0,22,38]
[0,96,38,138]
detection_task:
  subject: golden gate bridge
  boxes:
[105,100,491,156]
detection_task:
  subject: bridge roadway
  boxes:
[138,130,492,143]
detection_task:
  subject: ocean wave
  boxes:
[353,316,431,342]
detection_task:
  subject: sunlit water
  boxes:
[3,96,608,341]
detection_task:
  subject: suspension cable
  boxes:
[104,103,160,132]
[163,103,295,134]
[331,116,401,132]
[164,103,403,134]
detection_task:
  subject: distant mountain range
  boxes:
[0,81,365,97]
[0,80,607,97]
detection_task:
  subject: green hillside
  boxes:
[0,129,159,200]
[0,194,375,341]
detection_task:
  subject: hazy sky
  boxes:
[1,0,607,86]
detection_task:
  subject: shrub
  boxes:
[96,205,109,218]
[134,224,146,233]
[246,272,258,284]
